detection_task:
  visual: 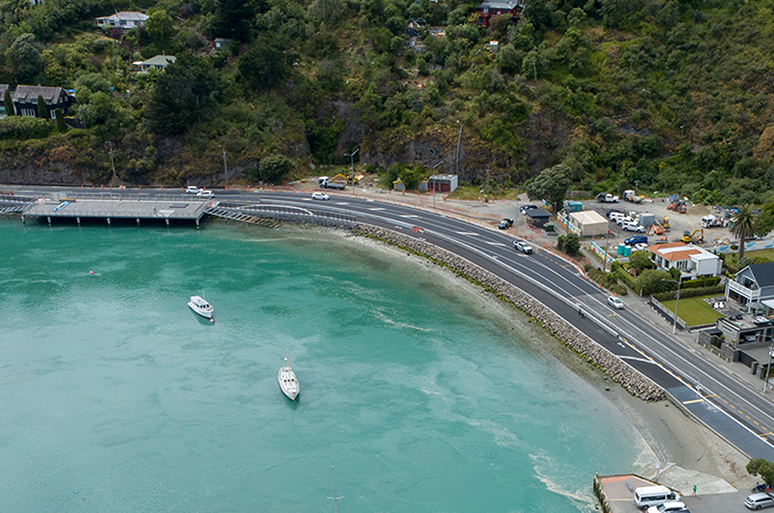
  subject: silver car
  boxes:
[513,240,532,254]
[607,296,624,310]
[746,492,774,509]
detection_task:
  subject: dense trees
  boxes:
[526,164,571,210]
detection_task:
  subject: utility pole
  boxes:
[105,141,117,186]
[602,229,611,272]
[765,341,774,392]
[219,144,229,190]
[532,59,537,86]
[431,159,443,211]
[455,121,462,176]
[346,148,359,196]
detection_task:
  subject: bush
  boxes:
[259,155,294,184]
[652,284,726,301]
[611,261,637,290]
[557,233,580,255]
[0,116,51,140]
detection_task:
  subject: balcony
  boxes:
[727,279,760,301]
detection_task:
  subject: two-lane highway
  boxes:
[11,185,774,460]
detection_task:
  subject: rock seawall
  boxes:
[353,224,666,403]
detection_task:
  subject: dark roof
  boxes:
[13,85,71,104]
[475,0,523,8]
[749,262,774,288]
[527,208,551,218]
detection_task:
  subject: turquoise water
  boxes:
[0,220,647,512]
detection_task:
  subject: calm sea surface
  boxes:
[0,220,650,512]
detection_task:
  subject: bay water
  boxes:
[0,220,651,512]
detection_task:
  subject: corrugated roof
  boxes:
[142,55,176,66]
[646,242,717,262]
[96,11,148,22]
[569,210,607,224]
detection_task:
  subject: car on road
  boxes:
[498,218,514,229]
[646,501,688,513]
[513,240,533,254]
[520,204,537,215]
[196,189,214,198]
[607,296,624,310]
[746,492,774,510]
[311,192,330,200]
[185,186,201,194]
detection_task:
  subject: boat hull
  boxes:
[188,302,212,318]
[278,367,300,401]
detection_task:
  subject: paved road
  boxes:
[8,185,774,463]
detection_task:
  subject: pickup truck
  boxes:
[318,177,346,190]
[596,193,619,203]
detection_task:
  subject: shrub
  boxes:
[0,116,51,140]
[259,155,294,184]
[557,233,580,255]
[652,284,726,301]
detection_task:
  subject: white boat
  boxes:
[278,349,300,401]
[188,295,213,318]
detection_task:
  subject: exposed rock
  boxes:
[353,223,667,403]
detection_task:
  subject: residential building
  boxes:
[726,262,774,312]
[647,241,722,279]
[95,11,148,32]
[473,0,523,27]
[12,85,75,118]
[716,312,774,349]
[135,55,177,73]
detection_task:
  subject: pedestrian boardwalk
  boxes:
[23,197,212,226]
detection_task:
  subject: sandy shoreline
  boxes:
[326,225,755,490]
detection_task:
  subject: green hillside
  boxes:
[0,0,772,211]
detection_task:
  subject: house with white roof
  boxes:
[647,241,722,279]
[96,11,148,32]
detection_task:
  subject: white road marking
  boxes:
[456,232,479,236]
[400,214,419,219]
[483,241,507,247]
[368,207,386,211]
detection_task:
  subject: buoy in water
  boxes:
[89,271,93,275]
[210,318,214,323]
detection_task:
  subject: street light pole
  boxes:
[105,141,117,186]
[346,148,359,196]
[673,276,683,334]
[219,145,229,190]
[455,121,462,175]
[431,159,443,211]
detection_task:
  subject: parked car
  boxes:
[616,216,634,226]
[185,186,201,194]
[624,235,648,246]
[196,189,214,198]
[311,192,330,200]
[621,221,646,232]
[513,240,533,254]
[520,204,538,215]
[745,492,774,510]
[634,243,649,252]
[606,209,625,220]
[647,501,688,513]
[596,192,619,203]
[607,296,624,310]
[498,218,514,229]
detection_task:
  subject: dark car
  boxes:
[520,204,538,215]
[498,218,514,229]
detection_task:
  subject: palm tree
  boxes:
[730,203,757,262]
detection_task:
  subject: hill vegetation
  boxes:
[0,0,773,228]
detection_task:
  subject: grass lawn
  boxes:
[660,294,724,326]
[747,248,774,261]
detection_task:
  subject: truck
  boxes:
[318,176,346,190]
[701,214,727,228]
[596,192,619,203]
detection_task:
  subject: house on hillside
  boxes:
[0,84,9,117]
[13,85,75,118]
[134,55,177,73]
[726,262,774,312]
[96,11,148,32]
[474,0,523,28]
[646,241,722,279]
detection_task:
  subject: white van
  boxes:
[634,486,680,509]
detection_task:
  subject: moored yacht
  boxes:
[278,349,300,401]
[188,295,213,319]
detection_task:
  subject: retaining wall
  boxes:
[353,224,666,402]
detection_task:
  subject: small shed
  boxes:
[526,208,551,227]
[393,179,405,191]
[564,200,583,213]
[569,210,608,237]
[428,174,458,193]
[638,212,655,228]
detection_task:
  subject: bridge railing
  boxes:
[211,204,357,227]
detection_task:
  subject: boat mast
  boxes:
[327,464,344,512]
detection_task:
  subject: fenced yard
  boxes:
[659,294,724,327]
